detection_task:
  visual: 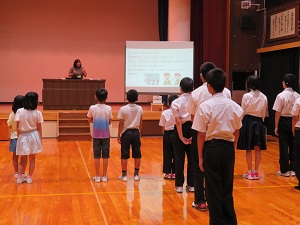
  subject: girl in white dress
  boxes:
[15,92,43,184]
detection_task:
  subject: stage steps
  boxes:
[58,112,91,141]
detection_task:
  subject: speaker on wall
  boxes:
[240,14,253,29]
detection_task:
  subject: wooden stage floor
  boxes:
[0,135,300,224]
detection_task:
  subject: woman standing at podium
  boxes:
[68,59,87,79]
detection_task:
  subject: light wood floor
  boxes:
[0,136,300,225]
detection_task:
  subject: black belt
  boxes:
[206,139,232,144]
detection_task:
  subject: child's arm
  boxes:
[117,119,124,144]
[7,126,11,140]
[274,111,281,136]
[88,116,93,123]
[233,129,240,149]
[139,115,143,136]
[175,117,189,144]
[37,122,42,143]
[197,131,206,172]
[292,115,299,135]
[109,119,111,125]
[16,121,20,137]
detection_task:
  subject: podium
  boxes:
[42,79,106,110]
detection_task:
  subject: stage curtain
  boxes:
[190,0,203,88]
[260,48,299,135]
[158,0,168,41]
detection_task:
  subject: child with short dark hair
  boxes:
[117,89,143,181]
[192,68,243,225]
[237,75,268,180]
[7,95,25,179]
[159,94,178,179]
[15,92,43,184]
[87,88,113,182]
[273,73,299,177]
[171,77,194,193]
[187,61,231,211]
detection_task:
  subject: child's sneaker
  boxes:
[92,176,101,183]
[276,171,290,177]
[164,173,172,179]
[192,201,208,211]
[253,172,259,180]
[16,177,26,184]
[290,171,296,176]
[186,185,195,192]
[134,175,140,181]
[171,174,176,179]
[243,171,254,180]
[26,177,33,184]
[14,173,18,179]
[119,175,128,182]
[102,176,108,182]
[175,186,183,193]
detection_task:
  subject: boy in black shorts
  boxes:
[117,89,143,181]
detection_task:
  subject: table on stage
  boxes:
[42,78,106,110]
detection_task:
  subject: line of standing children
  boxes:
[273,73,299,177]
[237,75,268,180]
[87,88,113,182]
[159,94,178,179]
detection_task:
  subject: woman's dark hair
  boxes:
[12,95,24,113]
[23,92,39,110]
[73,59,82,68]
[246,75,261,91]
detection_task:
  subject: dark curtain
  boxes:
[260,48,299,135]
[190,0,203,88]
[158,0,168,41]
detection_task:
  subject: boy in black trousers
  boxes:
[192,68,243,225]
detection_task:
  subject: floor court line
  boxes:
[77,141,109,225]
[0,184,296,199]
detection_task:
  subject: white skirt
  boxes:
[16,130,42,155]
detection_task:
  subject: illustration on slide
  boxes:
[164,73,171,85]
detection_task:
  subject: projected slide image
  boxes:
[125,41,194,94]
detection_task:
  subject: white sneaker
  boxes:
[102,176,108,182]
[186,185,195,192]
[119,175,128,182]
[92,176,101,183]
[175,186,183,193]
[134,175,140,181]
[16,177,26,184]
[276,171,290,177]
[290,171,296,176]
[26,177,32,184]
[14,173,18,179]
